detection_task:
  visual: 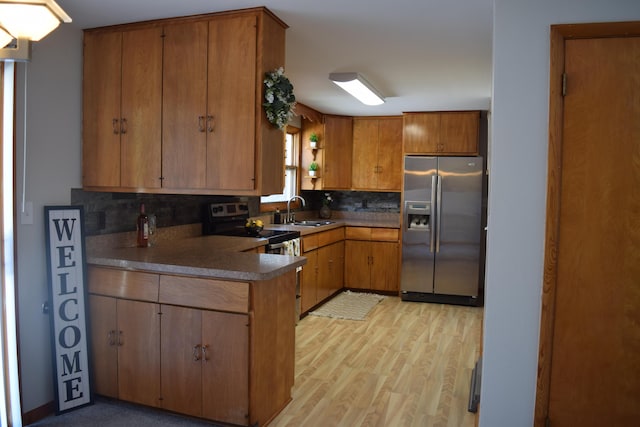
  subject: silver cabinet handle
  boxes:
[117,330,123,346]
[107,330,116,346]
[202,345,209,363]
[120,118,128,134]
[198,116,206,132]
[206,115,214,133]
[112,119,119,135]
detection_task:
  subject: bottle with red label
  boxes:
[136,203,149,247]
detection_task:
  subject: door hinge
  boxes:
[561,73,567,97]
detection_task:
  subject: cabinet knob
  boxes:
[198,116,206,133]
[207,115,214,133]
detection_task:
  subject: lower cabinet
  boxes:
[300,228,345,313]
[161,305,248,425]
[89,295,161,407]
[344,227,400,292]
[88,265,295,427]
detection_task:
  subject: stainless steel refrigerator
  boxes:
[401,155,486,306]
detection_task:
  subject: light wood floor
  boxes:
[270,296,483,427]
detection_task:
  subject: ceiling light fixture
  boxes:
[329,72,385,106]
[0,0,71,61]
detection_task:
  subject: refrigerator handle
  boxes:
[430,175,437,253]
[436,175,442,253]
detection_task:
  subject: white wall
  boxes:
[15,24,83,412]
[482,1,640,426]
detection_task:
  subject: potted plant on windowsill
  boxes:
[309,162,319,177]
[309,133,319,149]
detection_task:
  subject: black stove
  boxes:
[202,202,300,245]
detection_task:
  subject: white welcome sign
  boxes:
[44,206,93,413]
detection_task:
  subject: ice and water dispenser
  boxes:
[405,201,431,231]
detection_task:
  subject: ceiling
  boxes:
[56,0,493,117]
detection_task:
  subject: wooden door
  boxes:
[344,240,371,289]
[370,241,399,292]
[539,31,640,427]
[162,21,208,189]
[300,250,318,313]
[323,115,353,189]
[119,27,163,189]
[82,31,122,188]
[352,118,378,189]
[201,311,249,425]
[376,117,403,190]
[88,295,118,398]
[117,299,161,407]
[439,112,479,154]
[207,14,257,191]
[328,241,344,297]
[160,305,202,417]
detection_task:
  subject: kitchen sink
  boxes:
[291,220,335,227]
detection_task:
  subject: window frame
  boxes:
[260,125,302,212]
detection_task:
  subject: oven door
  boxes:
[265,241,287,254]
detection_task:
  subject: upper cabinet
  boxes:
[301,114,352,190]
[83,27,163,189]
[82,8,288,195]
[352,117,403,191]
[403,111,480,155]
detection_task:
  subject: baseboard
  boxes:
[22,400,55,425]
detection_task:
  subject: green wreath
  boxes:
[263,67,296,130]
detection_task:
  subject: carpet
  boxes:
[308,291,385,321]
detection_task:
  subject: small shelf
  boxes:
[308,146,322,160]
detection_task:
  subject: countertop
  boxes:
[86,216,399,282]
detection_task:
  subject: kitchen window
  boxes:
[261,127,299,205]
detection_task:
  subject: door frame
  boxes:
[535,21,640,427]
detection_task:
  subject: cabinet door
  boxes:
[160,305,202,417]
[207,15,257,191]
[370,242,399,292]
[117,299,161,407]
[344,240,371,289]
[89,295,118,398]
[300,250,318,313]
[162,21,208,189]
[439,111,479,154]
[120,27,163,189]
[352,119,379,190]
[375,117,403,190]
[326,241,344,298]
[323,115,353,189]
[82,31,122,188]
[202,311,249,425]
[403,113,440,154]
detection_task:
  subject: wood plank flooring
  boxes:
[270,296,483,427]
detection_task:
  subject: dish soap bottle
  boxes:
[136,203,149,247]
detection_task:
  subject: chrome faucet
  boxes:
[286,195,306,224]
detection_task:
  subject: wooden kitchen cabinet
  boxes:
[88,265,295,426]
[83,7,287,195]
[89,295,161,407]
[322,115,353,189]
[83,27,163,189]
[403,111,479,155]
[300,228,345,313]
[352,116,403,190]
[160,305,248,425]
[344,227,400,292]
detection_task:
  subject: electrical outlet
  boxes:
[20,201,33,225]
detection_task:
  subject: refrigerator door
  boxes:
[434,156,483,296]
[401,156,438,293]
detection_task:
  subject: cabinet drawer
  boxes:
[371,228,399,241]
[302,234,319,252]
[88,266,159,301]
[345,227,399,242]
[159,275,249,313]
[317,228,344,247]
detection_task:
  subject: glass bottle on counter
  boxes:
[136,203,149,247]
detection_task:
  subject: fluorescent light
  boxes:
[329,72,385,106]
[0,0,71,42]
